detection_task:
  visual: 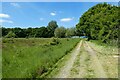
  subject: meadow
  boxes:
[2,38,80,78]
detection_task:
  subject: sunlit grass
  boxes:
[2,38,80,78]
[88,40,118,78]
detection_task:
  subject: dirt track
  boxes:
[55,40,83,78]
[84,41,107,78]
[48,40,118,78]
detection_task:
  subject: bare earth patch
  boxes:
[56,40,83,78]
[84,41,108,78]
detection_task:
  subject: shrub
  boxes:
[2,38,8,43]
[50,38,60,45]
[3,38,14,43]
[66,38,69,41]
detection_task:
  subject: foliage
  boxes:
[2,20,58,38]
[2,27,11,37]
[76,3,119,43]
[5,31,16,38]
[47,20,58,37]
[50,38,60,45]
[65,27,76,37]
[54,27,66,38]
[35,27,48,38]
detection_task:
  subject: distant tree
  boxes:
[35,27,48,38]
[2,27,9,37]
[47,20,58,37]
[5,31,16,38]
[65,28,76,37]
[13,27,26,38]
[0,26,1,37]
[54,27,66,38]
[25,27,33,38]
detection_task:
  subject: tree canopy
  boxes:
[54,27,66,38]
[47,20,58,37]
[65,28,76,37]
[5,31,16,38]
[2,20,58,38]
[76,3,119,42]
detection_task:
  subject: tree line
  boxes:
[1,20,79,38]
[1,3,119,44]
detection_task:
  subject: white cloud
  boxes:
[50,12,56,16]
[60,18,74,22]
[0,14,10,18]
[10,3,21,8]
[40,18,44,21]
[0,19,13,23]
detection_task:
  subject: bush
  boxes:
[50,38,60,45]
[66,38,69,41]
[2,38,14,43]
[2,38,8,43]
[50,42,57,45]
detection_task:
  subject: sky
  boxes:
[1,2,118,28]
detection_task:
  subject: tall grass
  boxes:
[2,38,80,78]
[89,40,118,55]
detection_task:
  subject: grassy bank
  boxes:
[89,40,118,55]
[2,38,80,78]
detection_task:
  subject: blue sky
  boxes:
[1,2,118,28]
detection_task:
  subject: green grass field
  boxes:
[2,38,80,78]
